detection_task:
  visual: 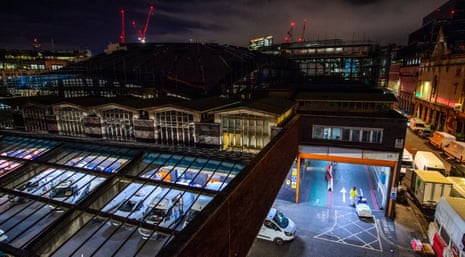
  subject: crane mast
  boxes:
[120,9,125,44]
[285,21,295,43]
[298,19,307,43]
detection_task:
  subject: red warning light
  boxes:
[451,9,455,15]
[290,21,296,27]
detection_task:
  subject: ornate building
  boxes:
[415,28,465,137]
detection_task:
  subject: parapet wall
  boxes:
[158,115,301,257]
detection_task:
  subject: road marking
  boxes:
[340,187,346,203]
[314,210,383,252]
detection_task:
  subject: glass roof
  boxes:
[0,134,251,257]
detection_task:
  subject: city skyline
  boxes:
[0,0,446,54]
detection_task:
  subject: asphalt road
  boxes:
[405,128,456,173]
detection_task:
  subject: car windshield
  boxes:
[272,210,289,229]
[427,167,446,174]
[50,187,74,198]
[401,161,413,167]
[20,180,39,191]
[147,208,165,222]
[118,200,137,212]
[186,210,200,223]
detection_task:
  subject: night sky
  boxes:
[0,0,446,54]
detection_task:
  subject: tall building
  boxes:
[1,43,291,100]
[0,49,90,97]
[259,39,390,88]
[415,28,465,137]
[389,0,465,116]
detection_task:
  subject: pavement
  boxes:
[253,192,433,257]
[248,160,434,257]
[388,194,432,256]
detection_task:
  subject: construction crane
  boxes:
[131,20,145,43]
[130,5,155,43]
[119,9,125,44]
[298,19,307,43]
[284,21,296,43]
[142,5,155,42]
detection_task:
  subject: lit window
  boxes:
[312,125,383,144]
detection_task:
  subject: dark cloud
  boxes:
[342,0,383,6]
[0,0,446,54]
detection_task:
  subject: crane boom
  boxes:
[285,21,295,43]
[142,5,155,40]
[131,20,145,42]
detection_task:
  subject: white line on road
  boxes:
[340,187,347,203]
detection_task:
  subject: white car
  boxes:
[0,229,8,242]
[111,195,146,226]
[355,197,373,219]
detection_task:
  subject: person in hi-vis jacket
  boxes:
[350,186,358,206]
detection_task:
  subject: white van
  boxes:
[138,189,194,239]
[183,195,213,228]
[428,131,456,150]
[400,148,414,178]
[444,141,465,164]
[414,151,447,175]
[257,208,296,246]
[409,118,430,133]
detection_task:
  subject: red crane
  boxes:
[142,5,155,41]
[131,20,145,42]
[131,5,155,43]
[298,19,307,43]
[284,21,296,43]
[120,9,125,44]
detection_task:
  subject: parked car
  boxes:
[409,118,431,134]
[418,128,433,138]
[0,229,7,242]
[183,195,213,228]
[111,195,146,226]
[257,208,296,246]
[450,164,465,177]
[355,197,373,219]
[8,170,53,204]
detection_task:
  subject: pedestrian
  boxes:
[350,186,358,206]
